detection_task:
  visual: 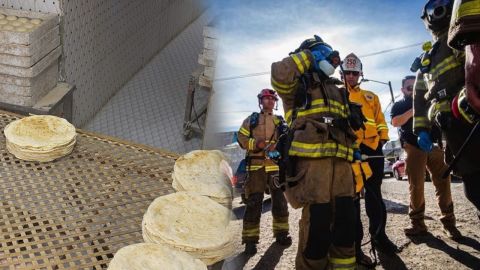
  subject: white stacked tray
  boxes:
[0,8,60,106]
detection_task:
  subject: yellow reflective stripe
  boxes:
[239,127,250,136]
[291,51,310,74]
[458,89,475,124]
[289,142,354,161]
[292,141,335,150]
[285,99,348,125]
[247,165,263,171]
[248,138,256,150]
[300,51,311,69]
[330,256,356,264]
[242,228,260,237]
[432,62,462,80]
[265,165,279,172]
[311,99,347,110]
[377,124,388,130]
[273,116,280,125]
[297,107,348,118]
[271,77,297,94]
[430,56,455,75]
[436,100,451,112]
[457,0,480,19]
[430,55,462,80]
[414,116,430,128]
[285,109,293,124]
[329,256,356,265]
[291,54,305,73]
[272,223,289,230]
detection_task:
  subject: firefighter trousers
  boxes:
[443,119,480,217]
[242,168,289,244]
[404,143,455,227]
[292,158,356,270]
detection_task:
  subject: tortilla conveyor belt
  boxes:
[0,110,178,269]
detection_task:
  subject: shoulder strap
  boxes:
[249,112,260,138]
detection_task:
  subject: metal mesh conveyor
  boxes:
[0,110,177,269]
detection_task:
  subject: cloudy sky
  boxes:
[206,0,431,140]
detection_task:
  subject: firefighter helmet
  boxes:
[421,0,453,32]
[257,89,278,101]
[341,53,363,74]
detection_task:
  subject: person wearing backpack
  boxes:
[236,88,292,255]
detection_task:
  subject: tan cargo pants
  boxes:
[404,143,455,227]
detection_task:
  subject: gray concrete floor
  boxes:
[84,12,211,154]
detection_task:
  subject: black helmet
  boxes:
[291,35,333,54]
[421,0,453,32]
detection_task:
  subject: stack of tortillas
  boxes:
[107,243,207,270]
[4,115,76,162]
[172,150,233,208]
[142,192,235,265]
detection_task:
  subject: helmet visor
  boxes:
[424,0,451,21]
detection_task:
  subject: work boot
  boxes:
[443,226,463,240]
[404,225,428,236]
[373,235,399,254]
[356,251,376,269]
[275,233,292,246]
[404,220,428,236]
[244,242,257,255]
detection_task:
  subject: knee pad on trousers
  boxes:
[333,196,355,247]
[304,203,331,260]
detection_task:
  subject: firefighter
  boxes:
[391,75,461,239]
[413,0,480,219]
[448,0,480,218]
[236,88,291,255]
[340,53,398,256]
[271,35,358,270]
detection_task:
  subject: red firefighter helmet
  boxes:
[257,89,278,101]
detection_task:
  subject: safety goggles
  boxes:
[344,71,360,76]
[311,44,341,68]
[423,0,451,21]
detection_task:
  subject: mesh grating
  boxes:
[0,110,177,269]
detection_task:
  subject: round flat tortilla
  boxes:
[4,115,77,162]
[142,192,234,264]
[4,115,76,149]
[172,150,232,201]
[107,243,207,270]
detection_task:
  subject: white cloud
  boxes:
[208,1,430,142]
